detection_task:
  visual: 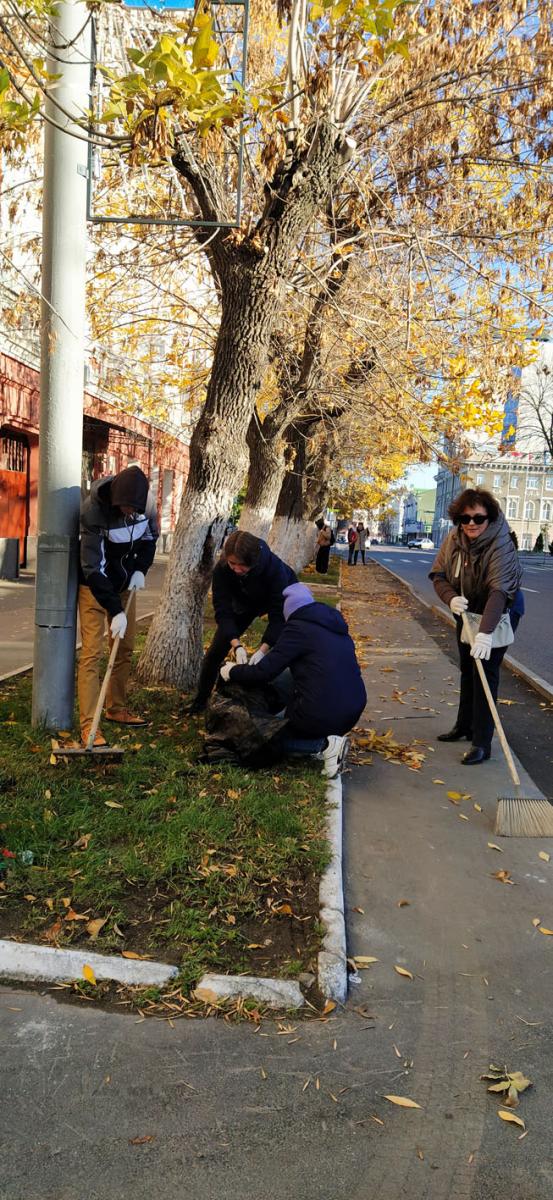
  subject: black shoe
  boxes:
[462,746,491,765]
[437,726,472,742]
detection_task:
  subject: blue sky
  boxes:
[405,464,438,490]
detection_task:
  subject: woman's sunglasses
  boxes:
[458,513,488,526]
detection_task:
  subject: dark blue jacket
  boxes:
[212,540,296,647]
[230,602,367,737]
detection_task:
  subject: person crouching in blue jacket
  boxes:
[220,582,367,777]
[188,530,297,713]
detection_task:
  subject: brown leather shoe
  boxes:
[104,708,148,726]
[81,723,107,748]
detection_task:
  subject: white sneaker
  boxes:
[322,734,350,779]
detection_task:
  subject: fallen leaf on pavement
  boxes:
[538,926,553,935]
[474,803,483,812]
[458,813,469,821]
[432,779,445,785]
[355,956,379,968]
[397,899,410,907]
[498,1110,525,1129]
[352,906,365,914]
[491,870,514,885]
[394,965,414,980]
[487,843,503,852]
[384,1095,421,1108]
[121,950,152,960]
[322,1000,337,1015]
[538,851,550,863]
[82,964,97,985]
[447,791,462,802]
[532,918,541,927]
[129,1135,155,1145]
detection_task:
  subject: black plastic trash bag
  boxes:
[200,682,288,767]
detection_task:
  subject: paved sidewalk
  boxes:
[0,558,168,679]
[1,561,553,1199]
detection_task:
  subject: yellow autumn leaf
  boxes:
[394,965,414,980]
[354,955,379,967]
[458,814,469,821]
[538,851,550,863]
[487,843,503,852]
[498,1109,525,1129]
[432,779,445,785]
[322,999,337,1015]
[105,800,124,809]
[532,917,541,927]
[82,964,97,985]
[384,1095,421,1108]
[121,950,151,960]
[86,917,107,938]
[49,754,57,765]
[538,926,553,935]
[447,791,462,801]
[474,803,483,812]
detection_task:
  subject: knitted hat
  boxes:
[283,583,314,620]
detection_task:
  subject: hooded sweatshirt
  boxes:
[429,510,523,633]
[212,539,297,647]
[229,596,367,736]
[79,466,159,616]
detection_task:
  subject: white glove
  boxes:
[471,632,493,661]
[449,595,468,615]
[110,611,127,640]
[249,648,267,666]
[129,571,145,590]
[220,663,235,682]
[234,645,248,665]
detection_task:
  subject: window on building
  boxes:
[542,501,552,522]
[507,498,518,520]
[522,533,531,550]
[546,476,553,491]
[510,476,519,489]
[527,476,538,490]
[493,475,501,488]
[476,474,484,485]
[525,501,535,519]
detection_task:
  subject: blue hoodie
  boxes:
[212,539,297,647]
[229,601,367,736]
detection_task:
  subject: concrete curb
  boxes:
[0,940,178,987]
[370,557,553,704]
[317,775,347,1003]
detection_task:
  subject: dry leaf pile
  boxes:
[352,728,426,771]
[481,1063,533,1132]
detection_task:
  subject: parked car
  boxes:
[407,537,434,550]
[336,531,348,545]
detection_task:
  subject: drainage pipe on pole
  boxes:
[32,0,91,729]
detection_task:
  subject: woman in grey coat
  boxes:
[429,488,523,765]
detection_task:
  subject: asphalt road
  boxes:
[355,546,553,689]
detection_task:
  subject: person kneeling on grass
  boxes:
[219,583,367,778]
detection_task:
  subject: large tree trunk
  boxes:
[238,416,290,538]
[269,422,337,571]
[139,122,351,687]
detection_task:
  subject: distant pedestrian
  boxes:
[347,525,358,565]
[429,488,524,766]
[78,465,159,747]
[353,523,367,564]
[315,524,333,575]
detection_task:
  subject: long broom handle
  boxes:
[85,589,136,750]
[460,611,520,788]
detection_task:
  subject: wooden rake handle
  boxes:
[85,588,136,751]
[460,611,520,788]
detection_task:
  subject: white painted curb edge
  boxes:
[0,940,178,987]
[317,774,348,1003]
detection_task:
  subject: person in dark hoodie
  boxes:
[429,488,523,765]
[188,530,297,713]
[78,465,159,746]
[220,582,367,777]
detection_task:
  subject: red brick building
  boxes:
[0,349,190,567]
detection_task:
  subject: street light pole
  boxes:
[32,1,91,729]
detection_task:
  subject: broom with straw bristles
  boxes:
[461,612,553,838]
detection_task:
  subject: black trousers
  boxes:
[455,614,520,750]
[353,549,366,564]
[196,613,254,703]
[348,545,356,564]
